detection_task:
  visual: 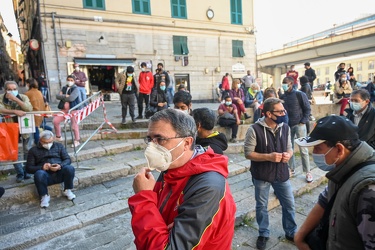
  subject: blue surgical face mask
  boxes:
[128,74,133,77]
[282,84,289,91]
[160,86,166,91]
[350,102,363,112]
[312,147,339,171]
[271,115,287,124]
[7,90,18,96]
[225,101,232,106]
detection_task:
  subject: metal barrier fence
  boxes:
[0,110,65,167]
[66,91,117,168]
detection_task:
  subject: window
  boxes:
[325,67,330,75]
[369,60,374,70]
[133,0,150,14]
[173,36,189,55]
[357,61,362,71]
[357,74,362,82]
[232,40,245,57]
[171,0,187,19]
[231,0,242,24]
[325,77,330,83]
[369,73,374,81]
[83,0,105,10]
[316,68,320,75]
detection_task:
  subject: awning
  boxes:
[74,58,135,66]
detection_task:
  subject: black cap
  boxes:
[304,62,310,66]
[127,66,134,73]
[295,115,359,147]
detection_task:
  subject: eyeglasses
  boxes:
[144,136,186,145]
[271,110,287,115]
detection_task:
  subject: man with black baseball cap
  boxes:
[293,115,375,249]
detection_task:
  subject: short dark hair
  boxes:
[283,76,294,83]
[192,108,216,130]
[141,62,147,68]
[173,90,192,106]
[263,87,277,99]
[26,78,38,89]
[157,63,163,67]
[67,74,76,81]
[351,89,370,101]
[299,76,308,84]
[263,98,283,114]
[324,139,361,152]
[304,62,310,66]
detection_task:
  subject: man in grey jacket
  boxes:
[294,115,375,250]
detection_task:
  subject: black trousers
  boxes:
[218,118,238,139]
[137,93,150,117]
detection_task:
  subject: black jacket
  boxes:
[346,105,375,149]
[26,142,72,174]
[305,68,316,83]
[196,132,228,155]
[279,90,311,127]
[300,83,312,100]
[150,88,167,111]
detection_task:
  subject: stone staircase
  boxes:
[0,113,328,249]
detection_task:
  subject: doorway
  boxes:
[174,74,190,92]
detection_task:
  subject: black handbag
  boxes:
[57,100,65,109]
[145,106,158,119]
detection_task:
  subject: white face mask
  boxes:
[144,139,185,172]
[67,81,74,87]
[42,142,53,150]
[75,67,80,71]
[141,68,146,72]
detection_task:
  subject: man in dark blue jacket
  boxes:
[279,76,312,183]
[26,130,76,208]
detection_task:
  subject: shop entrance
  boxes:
[87,66,116,92]
[174,74,190,92]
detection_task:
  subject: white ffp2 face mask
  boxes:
[144,139,185,172]
[42,142,53,150]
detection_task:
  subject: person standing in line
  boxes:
[137,62,154,119]
[53,75,81,148]
[221,73,231,100]
[244,98,297,250]
[294,115,375,250]
[333,73,352,116]
[128,109,236,250]
[166,70,175,105]
[304,62,316,92]
[299,76,314,133]
[241,70,255,93]
[154,63,170,90]
[116,66,138,124]
[37,72,49,102]
[0,81,33,183]
[72,63,87,102]
[279,76,313,183]
[286,65,299,89]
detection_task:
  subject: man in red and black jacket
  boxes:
[128,109,236,250]
[137,62,154,119]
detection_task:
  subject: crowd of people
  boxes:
[1,60,375,250]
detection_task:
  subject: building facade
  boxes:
[14,0,256,101]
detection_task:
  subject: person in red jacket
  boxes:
[137,62,154,119]
[286,65,299,89]
[128,109,236,250]
[221,73,231,100]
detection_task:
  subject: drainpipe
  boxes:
[37,0,51,100]
[51,12,62,88]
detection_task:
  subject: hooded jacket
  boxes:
[196,131,228,154]
[138,71,154,94]
[128,146,236,250]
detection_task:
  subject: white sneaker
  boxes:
[55,136,64,142]
[63,189,76,200]
[71,141,80,148]
[40,194,50,208]
[306,172,313,183]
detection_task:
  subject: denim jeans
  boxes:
[289,124,310,173]
[34,166,75,196]
[77,86,86,103]
[167,87,174,105]
[252,178,297,238]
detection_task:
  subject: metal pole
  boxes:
[51,12,62,89]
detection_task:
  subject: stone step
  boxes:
[0,154,327,249]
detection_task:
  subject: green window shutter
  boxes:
[232,40,244,57]
[134,0,141,12]
[96,0,104,8]
[171,0,187,19]
[85,0,93,7]
[230,0,242,24]
[173,36,189,55]
[142,1,150,13]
